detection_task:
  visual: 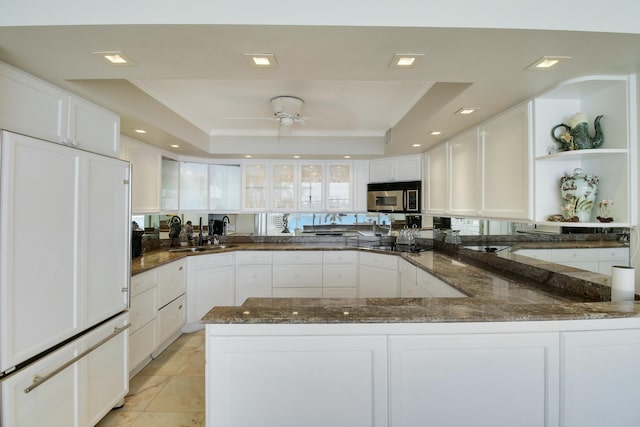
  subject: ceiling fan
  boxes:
[225,95,315,135]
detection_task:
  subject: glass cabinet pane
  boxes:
[209,164,241,211]
[327,163,352,210]
[271,163,296,211]
[161,158,179,211]
[299,163,323,211]
[179,162,208,210]
[243,163,268,210]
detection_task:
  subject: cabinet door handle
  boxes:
[24,323,131,394]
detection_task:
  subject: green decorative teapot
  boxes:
[551,113,604,150]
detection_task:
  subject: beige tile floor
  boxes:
[96,329,206,427]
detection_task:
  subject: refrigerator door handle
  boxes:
[23,323,131,394]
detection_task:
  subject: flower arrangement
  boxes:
[597,198,614,222]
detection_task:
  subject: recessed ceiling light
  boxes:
[245,155,253,158]
[134,129,147,134]
[389,53,424,68]
[412,144,421,148]
[429,131,442,136]
[293,155,300,159]
[455,107,479,115]
[344,155,351,159]
[169,144,180,148]
[244,53,278,68]
[92,51,137,66]
[525,56,571,70]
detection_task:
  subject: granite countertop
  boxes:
[132,241,640,324]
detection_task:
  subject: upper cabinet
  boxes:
[424,100,533,221]
[121,135,162,214]
[210,164,241,212]
[425,74,637,226]
[242,161,269,211]
[0,61,120,158]
[298,162,324,212]
[369,154,422,183]
[532,75,636,227]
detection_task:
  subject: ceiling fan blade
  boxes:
[224,116,278,121]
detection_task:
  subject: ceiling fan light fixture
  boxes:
[279,116,295,126]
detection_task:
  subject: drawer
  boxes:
[237,265,272,286]
[322,287,357,298]
[598,247,629,261]
[237,251,272,265]
[273,265,322,287]
[323,251,358,264]
[272,251,318,265]
[131,269,157,296]
[359,251,398,270]
[189,252,235,270]
[129,320,156,371]
[322,264,358,288]
[272,287,323,298]
[157,295,186,345]
[129,287,156,333]
[552,248,599,262]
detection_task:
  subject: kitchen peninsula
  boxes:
[133,240,640,427]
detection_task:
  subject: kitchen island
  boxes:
[196,243,640,427]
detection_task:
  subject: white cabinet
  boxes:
[513,247,629,275]
[480,101,532,220]
[179,161,209,211]
[272,251,323,297]
[323,251,358,298]
[157,294,186,346]
[561,329,640,427]
[121,135,162,213]
[424,143,448,215]
[299,162,324,211]
[156,259,186,308]
[207,334,388,427]
[186,253,235,331]
[358,252,398,297]
[532,75,637,227]
[0,62,120,158]
[270,162,297,210]
[66,95,120,158]
[0,131,130,373]
[209,164,241,211]
[161,157,179,211]
[1,313,129,427]
[242,161,269,211]
[236,251,272,305]
[353,160,370,212]
[448,128,479,216]
[369,154,421,183]
[388,332,559,427]
[326,162,353,211]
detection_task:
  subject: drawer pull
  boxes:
[24,323,131,394]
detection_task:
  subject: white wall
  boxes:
[2,0,640,34]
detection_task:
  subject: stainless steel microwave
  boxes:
[367,181,421,213]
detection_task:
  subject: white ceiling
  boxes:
[1,22,639,159]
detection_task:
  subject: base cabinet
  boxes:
[388,333,558,427]
[207,335,388,427]
[561,329,640,427]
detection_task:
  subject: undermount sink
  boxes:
[169,245,235,253]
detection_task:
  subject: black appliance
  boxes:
[131,221,144,258]
[406,215,422,228]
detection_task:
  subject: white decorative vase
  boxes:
[560,168,599,222]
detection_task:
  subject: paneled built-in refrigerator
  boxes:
[0,131,131,427]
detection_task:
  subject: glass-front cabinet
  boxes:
[299,163,323,211]
[179,162,208,211]
[242,162,268,211]
[327,163,352,211]
[271,163,297,211]
[210,164,241,211]
[161,158,179,211]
